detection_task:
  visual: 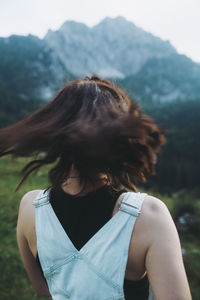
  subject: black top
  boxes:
[36,184,149,299]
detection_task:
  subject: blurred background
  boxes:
[0,0,199,299]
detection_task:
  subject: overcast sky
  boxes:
[0,0,199,63]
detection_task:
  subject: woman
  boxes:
[0,75,191,299]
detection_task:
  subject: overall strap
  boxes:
[33,189,49,208]
[82,191,148,292]
[119,191,145,217]
[32,187,78,273]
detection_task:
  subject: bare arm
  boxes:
[17,192,51,297]
[144,196,192,300]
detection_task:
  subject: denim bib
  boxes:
[33,189,155,299]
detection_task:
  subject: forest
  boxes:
[0,82,200,299]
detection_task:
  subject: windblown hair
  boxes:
[0,75,166,194]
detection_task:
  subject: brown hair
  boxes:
[0,75,166,194]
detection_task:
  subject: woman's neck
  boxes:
[61,165,108,196]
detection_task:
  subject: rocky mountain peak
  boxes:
[94,15,136,29]
[60,20,90,34]
[44,16,176,78]
[1,16,199,107]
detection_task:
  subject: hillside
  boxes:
[121,53,200,103]
[0,16,200,114]
[0,156,199,299]
[0,34,74,126]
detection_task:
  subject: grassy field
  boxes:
[0,155,199,299]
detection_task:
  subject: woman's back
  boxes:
[17,181,192,299]
[47,184,150,299]
[0,74,192,299]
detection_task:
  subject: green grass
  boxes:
[0,156,199,299]
[0,156,50,300]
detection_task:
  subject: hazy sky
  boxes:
[0,0,200,62]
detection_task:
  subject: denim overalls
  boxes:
[33,189,155,299]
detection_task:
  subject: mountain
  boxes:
[0,34,73,102]
[0,17,200,192]
[0,15,200,123]
[0,34,74,126]
[121,53,200,103]
[45,16,176,79]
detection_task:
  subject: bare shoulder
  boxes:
[140,193,172,224]
[142,194,169,213]
[140,194,179,247]
[144,193,180,242]
[117,192,170,225]
[21,189,43,202]
[17,190,43,236]
[133,193,176,248]
[133,193,172,224]
[140,194,192,299]
[19,190,43,211]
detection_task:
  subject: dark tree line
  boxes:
[0,73,199,193]
[141,99,200,192]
